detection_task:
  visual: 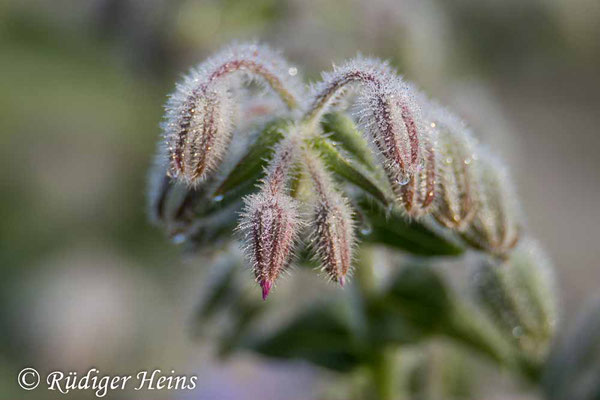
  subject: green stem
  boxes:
[371,350,397,400]
[355,245,377,297]
[354,246,398,400]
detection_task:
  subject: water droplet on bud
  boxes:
[172,233,187,244]
[396,174,410,186]
[360,223,373,235]
[213,194,224,202]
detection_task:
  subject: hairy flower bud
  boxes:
[428,108,478,229]
[239,134,301,299]
[163,42,303,184]
[305,58,425,195]
[397,127,437,217]
[239,191,299,300]
[474,238,557,358]
[304,151,355,285]
[465,150,521,256]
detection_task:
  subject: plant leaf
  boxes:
[368,264,518,369]
[214,118,290,196]
[357,199,465,256]
[309,136,392,205]
[367,263,453,345]
[246,302,366,372]
[321,112,376,170]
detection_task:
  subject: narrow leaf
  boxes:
[246,303,365,372]
[214,119,290,196]
[358,199,464,256]
[309,136,392,206]
[321,112,376,170]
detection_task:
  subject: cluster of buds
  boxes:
[151,42,540,299]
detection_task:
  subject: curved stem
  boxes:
[203,59,299,109]
[304,70,383,124]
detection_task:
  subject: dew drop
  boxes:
[396,174,410,186]
[360,223,373,236]
[172,233,187,244]
[288,67,298,76]
[213,194,224,202]
[512,326,523,338]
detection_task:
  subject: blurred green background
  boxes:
[1,0,599,398]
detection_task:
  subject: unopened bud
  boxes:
[465,150,521,256]
[304,151,355,285]
[428,109,478,230]
[306,58,425,196]
[239,191,299,300]
[239,133,301,299]
[474,238,557,359]
[163,42,303,185]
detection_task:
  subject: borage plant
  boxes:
[147,43,574,400]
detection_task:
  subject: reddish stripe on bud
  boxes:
[398,134,436,217]
[263,135,299,195]
[400,104,420,168]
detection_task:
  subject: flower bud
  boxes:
[304,152,355,285]
[305,58,425,196]
[239,134,301,299]
[428,108,478,230]
[163,42,303,185]
[465,150,521,256]
[239,191,299,300]
[473,238,557,359]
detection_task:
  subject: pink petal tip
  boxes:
[338,276,345,287]
[260,280,272,300]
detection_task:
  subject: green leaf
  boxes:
[367,263,453,345]
[444,301,518,368]
[321,112,376,170]
[214,118,290,196]
[309,136,392,205]
[358,199,465,256]
[367,264,517,370]
[246,302,366,372]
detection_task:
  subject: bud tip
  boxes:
[261,280,272,300]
